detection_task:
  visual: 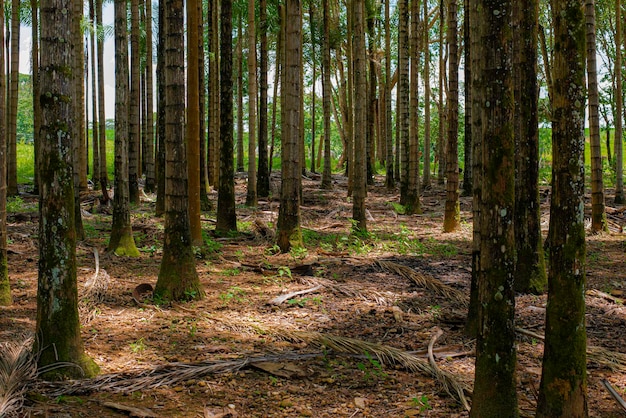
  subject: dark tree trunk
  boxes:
[35,0,99,378]
[216,0,238,234]
[257,0,270,198]
[536,0,588,415]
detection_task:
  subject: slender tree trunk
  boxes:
[406,0,421,215]
[108,0,140,257]
[443,0,460,232]
[398,0,410,205]
[615,0,624,203]
[155,0,202,301]
[7,0,19,196]
[470,0,517,414]
[35,0,99,378]
[586,0,607,232]
[128,0,140,204]
[0,0,9,305]
[97,0,109,201]
[31,0,40,195]
[536,0,588,414]
[72,0,85,239]
[385,0,394,190]
[461,0,472,197]
[437,0,446,184]
[513,0,547,293]
[246,0,258,206]
[309,1,317,174]
[352,0,367,232]
[269,9,283,175]
[257,0,270,198]
[155,0,166,215]
[321,0,333,189]
[208,0,220,186]
[90,0,100,189]
[276,0,303,252]
[236,19,244,173]
[366,7,376,185]
[186,0,201,244]
[422,0,432,190]
[144,0,155,193]
[216,0,238,233]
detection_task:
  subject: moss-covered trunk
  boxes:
[108,0,139,257]
[154,0,202,302]
[35,0,99,378]
[470,0,518,415]
[536,0,588,415]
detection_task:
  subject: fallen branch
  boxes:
[602,379,626,413]
[269,285,323,305]
[586,289,625,305]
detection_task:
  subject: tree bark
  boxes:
[246,0,258,206]
[257,0,270,198]
[398,0,410,205]
[352,0,367,232]
[0,1,9,306]
[615,0,624,203]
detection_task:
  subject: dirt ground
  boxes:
[2,174,626,417]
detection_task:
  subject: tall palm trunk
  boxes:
[321,0,333,189]
[352,0,367,232]
[398,0,410,205]
[97,0,109,200]
[422,0,432,189]
[615,0,624,203]
[246,0,258,206]
[384,0,394,190]
[90,0,100,189]
[128,0,140,204]
[0,0,9,305]
[257,0,270,197]
[144,0,155,193]
[7,0,19,196]
[72,0,85,239]
[406,0,421,215]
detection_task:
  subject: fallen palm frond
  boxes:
[211,316,471,409]
[37,352,321,397]
[376,260,469,307]
[299,276,397,305]
[0,338,38,417]
[517,327,626,372]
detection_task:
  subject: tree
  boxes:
[187,0,202,244]
[470,0,517,415]
[31,0,40,195]
[108,0,140,257]
[7,0,20,197]
[35,0,99,378]
[321,0,333,190]
[422,0,432,190]
[257,0,271,198]
[536,0,588,414]
[0,0,9,306]
[384,0,394,190]
[461,0,472,197]
[154,0,203,302]
[406,0,422,215]
[72,0,85,240]
[208,0,220,187]
[586,0,608,232]
[513,0,547,293]
[276,0,302,252]
[615,0,624,203]
[216,0,238,234]
[246,0,258,206]
[96,0,110,200]
[398,0,410,205]
[89,0,100,190]
[352,0,367,232]
[129,0,140,205]
[144,0,156,194]
[443,0,460,232]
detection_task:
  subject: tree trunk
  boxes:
[246,0,258,206]
[155,0,166,215]
[536,0,588,415]
[384,0,394,190]
[615,0,624,203]
[406,0,421,215]
[443,0,460,232]
[257,0,270,198]
[90,0,100,190]
[96,0,109,200]
[422,0,431,190]
[236,19,244,173]
[398,0,410,205]
[155,0,202,302]
[108,0,140,257]
[470,0,518,414]
[186,0,202,244]
[0,1,9,306]
[31,0,40,194]
[208,0,220,186]
[73,0,85,240]
[276,0,303,252]
[216,0,238,234]
[461,0,472,197]
[128,0,140,205]
[309,1,317,174]
[366,5,376,186]
[437,0,446,184]
[7,0,19,197]
[35,0,99,378]
[352,0,367,232]
[513,0,547,293]
[144,0,155,194]
[586,0,607,232]
[321,0,333,189]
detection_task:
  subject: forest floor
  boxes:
[2,173,626,417]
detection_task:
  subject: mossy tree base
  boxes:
[110,233,140,257]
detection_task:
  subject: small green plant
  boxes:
[269,375,279,386]
[277,266,292,280]
[220,267,241,276]
[55,395,84,404]
[357,352,387,383]
[389,202,406,215]
[7,196,32,213]
[265,244,281,256]
[429,305,442,320]
[219,286,246,305]
[130,338,146,353]
[410,394,432,413]
[187,320,198,337]
[140,245,158,256]
[290,246,308,260]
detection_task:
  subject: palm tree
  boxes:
[384,0,394,190]
[276,0,303,251]
[398,0,409,205]
[7,0,20,197]
[615,0,624,203]
[406,0,421,215]
[96,0,109,200]
[35,0,99,378]
[352,0,367,232]
[469,0,517,414]
[257,0,270,198]
[154,0,202,302]
[144,0,156,194]
[216,0,238,233]
[0,0,9,306]
[108,0,140,257]
[321,0,333,190]
[246,0,258,206]
[536,0,588,414]
[129,0,140,205]
[422,0,432,189]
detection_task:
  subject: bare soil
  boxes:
[2,175,626,417]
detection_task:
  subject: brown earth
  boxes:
[2,174,626,417]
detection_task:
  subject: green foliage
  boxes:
[130,338,146,353]
[356,351,387,383]
[219,286,246,305]
[6,196,35,213]
[410,394,432,413]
